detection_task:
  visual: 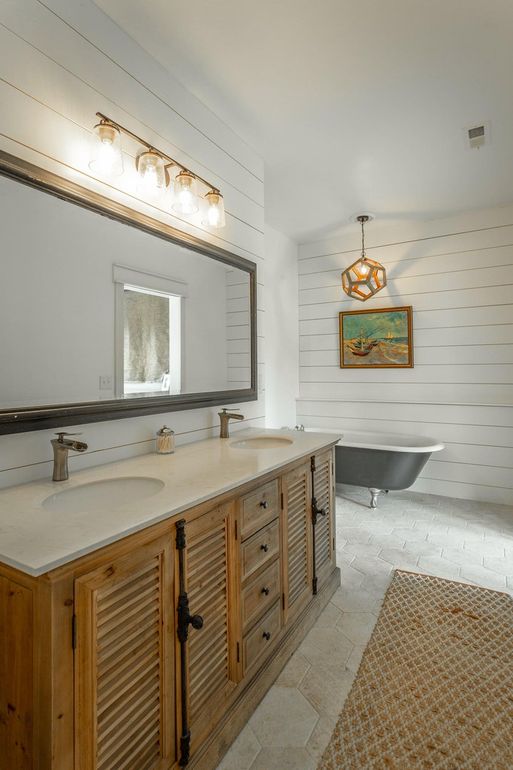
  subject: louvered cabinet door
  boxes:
[312,449,336,591]
[183,503,240,753]
[74,535,174,770]
[282,463,313,624]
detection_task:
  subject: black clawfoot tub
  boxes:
[307,429,444,508]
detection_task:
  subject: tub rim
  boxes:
[305,428,444,454]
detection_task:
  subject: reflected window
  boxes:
[113,264,187,399]
[122,285,182,396]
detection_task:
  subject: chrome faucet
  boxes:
[218,408,244,439]
[51,432,88,481]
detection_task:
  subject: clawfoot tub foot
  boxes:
[369,488,381,508]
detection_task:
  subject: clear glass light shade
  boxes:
[89,122,123,177]
[136,151,166,199]
[341,257,387,301]
[172,170,199,215]
[202,190,226,228]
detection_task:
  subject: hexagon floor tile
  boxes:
[248,686,318,748]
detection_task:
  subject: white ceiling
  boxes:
[95,0,513,242]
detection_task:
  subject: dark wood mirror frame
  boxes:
[0,150,257,435]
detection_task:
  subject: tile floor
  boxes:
[216,485,513,770]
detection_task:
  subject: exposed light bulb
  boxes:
[172,170,199,215]
[202,190,226,228]
[359,260,369,277]
[136,150,166,200]
[89,122,123,177]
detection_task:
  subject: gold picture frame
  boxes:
[339,306,413,368]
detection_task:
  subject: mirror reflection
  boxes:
[0,174,252,410]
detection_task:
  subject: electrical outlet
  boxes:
[99,375,113,391]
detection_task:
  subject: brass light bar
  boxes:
[95,112,221,195]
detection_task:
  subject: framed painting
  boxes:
[339,306,413,368]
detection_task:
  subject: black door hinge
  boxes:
[312,576,318,595]
[71,614,77,650]
[282,592,285,610]
[236,641,240,663]
[235,520,238,540]
[280,492,284,510]
[310,456,316,472]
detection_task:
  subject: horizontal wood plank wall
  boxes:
[0,0,266,488]
[297,207,513,506]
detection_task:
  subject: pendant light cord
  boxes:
[361,217,366,258]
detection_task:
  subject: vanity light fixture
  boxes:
[173,169,199,214]
[89,112,226,227]
[89,120,124,177]
[341,214,387,301]
[202,189,226,228]
[136,149,167,200]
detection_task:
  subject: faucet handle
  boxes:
[220,407,240,413]
[54,431,82,442]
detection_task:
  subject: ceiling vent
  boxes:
[464,122,490,150]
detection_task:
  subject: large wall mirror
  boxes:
[0,151,257,434]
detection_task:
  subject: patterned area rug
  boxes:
[318,570,513,770]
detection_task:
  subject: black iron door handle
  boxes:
[259,500,268,509]
[260,543,269,552]
[312,496,327,524]
[262,631,271,641]
[176,518,204,768]
[261,586,270,595]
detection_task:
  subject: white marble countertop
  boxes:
[0,429,340,576]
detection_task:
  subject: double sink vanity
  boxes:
[0,429,340,769]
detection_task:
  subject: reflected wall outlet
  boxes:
[99,375,113,390]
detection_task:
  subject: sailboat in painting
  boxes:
[347,327,379,356]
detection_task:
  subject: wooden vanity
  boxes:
[0,435,340,769]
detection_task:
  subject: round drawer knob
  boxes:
[260,543,269,552]
[261,586,270,596]
[259,500,269,509]
[190,614,204,630]
[262,631,271,641]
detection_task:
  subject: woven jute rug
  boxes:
[318,570,513,770]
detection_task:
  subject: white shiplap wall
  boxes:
[264,225,299,429]
[297,206,513,505]
[0,0,267,488]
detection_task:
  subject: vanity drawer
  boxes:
[244,601,281,674]
[240,480,280,539]
[242,559,281,632]
[241,519,280,582]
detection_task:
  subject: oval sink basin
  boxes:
[42,476,165,514]
[230,436,294,450]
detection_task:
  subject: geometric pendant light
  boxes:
[341,215,387,301]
